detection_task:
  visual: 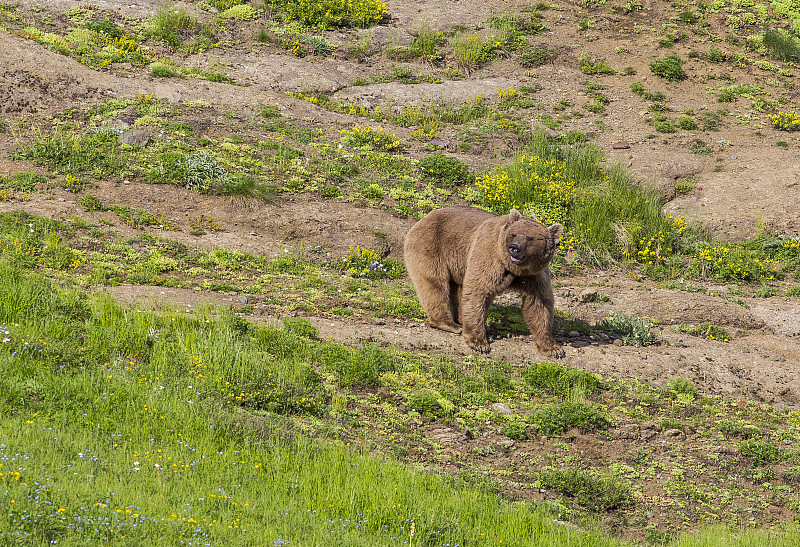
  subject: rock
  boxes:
[579,288,598,303]
[497,439,515,449]
[430,428,461,444]
[568,330,581,338]
[612,338,624,346]
[612,141,630,149]
[238,296,249,304]
[491,402,513,415]
[119,128,152,147]
[663,428,686,441]
[618,423,640,440]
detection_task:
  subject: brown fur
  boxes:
[404,206,564,356]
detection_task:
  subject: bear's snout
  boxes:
[508,243,524,262]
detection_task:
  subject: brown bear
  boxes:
[404,206,563,356]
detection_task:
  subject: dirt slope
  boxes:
[1,0,799,407]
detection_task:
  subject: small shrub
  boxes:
[653,119,676,133]
[786,285,800,297]
[690,139,713,155]
[630,81,645,95]
[649,55,686,81]
[145,6,196,47]
[503,421,528,441]
[418,153,473,186]
[523,361,601,397]
[739,439,782,466]
[537,466,633,510]
[769,111,800,131]
[530,401,612,436]
[676,117,697,130]
[407,389,442,415]
[341,125,402,152]
[220,4,259,20]
[279,0,387,28]
[708,46,726,62]
[580,58,617,75]
[667,378,698,399]
[753,284,779,298]
[282,317,319,339]
[521,46,549,67]
[763,29,800,63]
[150,61,177,78]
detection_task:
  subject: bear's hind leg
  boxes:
[414,276,463,333]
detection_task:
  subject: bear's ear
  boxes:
[524,209,539,222]
[549,223,564,243]
[508,208,522,222]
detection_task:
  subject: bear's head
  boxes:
[501,209,563,272]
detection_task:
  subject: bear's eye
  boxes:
[526,236,533,241]
[511,233,516,238]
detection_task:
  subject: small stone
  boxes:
[498,439,515,449]
[119,128,152,147]
[238,296,249,304]
[612,141,630,149]
[612,339,624,346]
[491,402,513,415]
[579,288,598,302]
[664,429,686,441]
[568,330,581,338]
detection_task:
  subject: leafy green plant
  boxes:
[763,29,800,63]
[282,317,319,339]
[418,153,474,186]
[538,466,633,510]
[520,46,549,67]
[530,401,612,436]
[580,58,617,75]
[341,125,402,152]
[649,55,687,81]
[275,0,387,28]
[598,314,656,346]
[503,421,528,441]
[219,4,259,20]
[523,361,602,398]
[677,322,730,342]
[144,5,196,47]
[144,151,230,193]
[340,245,404,279]
[739,439,782,466]
[667,378,698,400]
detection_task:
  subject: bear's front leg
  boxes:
[519,275,564,359]
[461,283,496,354]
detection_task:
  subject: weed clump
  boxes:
[341,245,404,279]
[739,439,783,466]
[529,401,612,436]
[282,317,319,340]
[649,55,687,81]
[418,153,474,187]
[273,0,387,28]
[523,361,601,398]
[598,314,656,346]
[537,466,633,510]
[341,125,402,152]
